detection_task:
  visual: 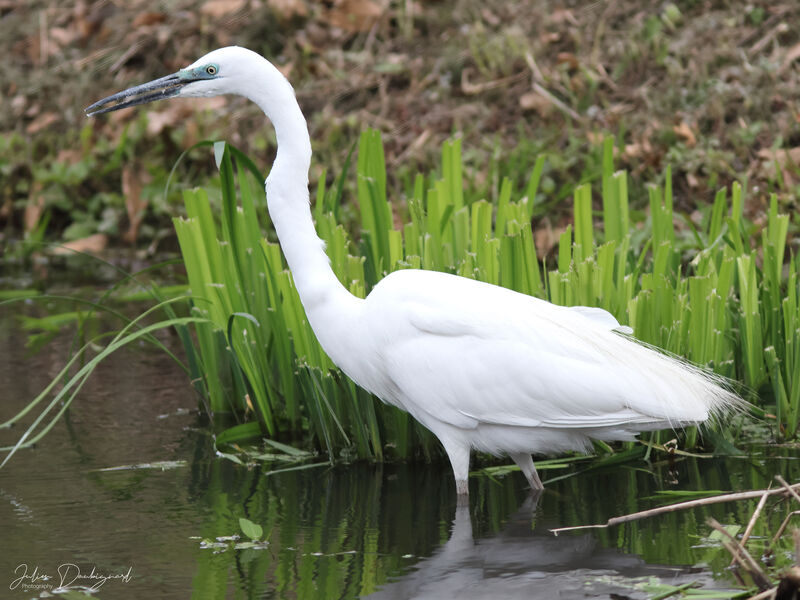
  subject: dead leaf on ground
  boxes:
[534,218,565,258]
[275,61,294,78]
[48,27,79,48]
[758,147,800,165]
[269,0,308,20]
[780,42,800,74]
[200,0,247,18]
[52,234,109,256]
[540,32,561,45]
[556,52,579,70]
[145,103,194,136]
[327,0,382,33]
[10,94,25,116]
[122,166,152,244]
[25,181,45,234]
[74,1,107,42]
[145,97,226,140]
[549,8,578,26]
[586,131,605,146]
[758,147,800,188]
[480,8,500,27]
[519,91,552,116]
[132,12,167,27]
[622,136,663,171]
[673,121,697,147]
[26,112,59,134]
[56,149,83,165]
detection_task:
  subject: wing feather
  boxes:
[360,269,733,435]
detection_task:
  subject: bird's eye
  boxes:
[206,65,217,76]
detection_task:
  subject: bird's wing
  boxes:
[366,270,704,433]
[565,306,633,334]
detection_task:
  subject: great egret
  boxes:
[87,47,741,495]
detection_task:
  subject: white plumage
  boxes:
[87,47,742,495]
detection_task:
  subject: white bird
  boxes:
[87,47,742,495]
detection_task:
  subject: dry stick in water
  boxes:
[777,475,800,504]
[730,487,772,569]
[550,481,800,535]
[768,476,800,549]
[745,588,777,600]
[707,517,772,591]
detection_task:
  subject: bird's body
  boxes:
[87,47,742,495]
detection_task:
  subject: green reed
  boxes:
[152,130,800,458]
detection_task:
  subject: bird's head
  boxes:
[85,46,264,116]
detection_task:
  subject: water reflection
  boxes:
[187,451,754,598]
[366,497,700,600]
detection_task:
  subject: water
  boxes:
[0,306,791,599]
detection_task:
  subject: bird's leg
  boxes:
[441,437,471,496]
[510,452,543,491]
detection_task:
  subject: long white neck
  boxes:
[236,54,360,351]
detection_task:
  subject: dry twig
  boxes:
[707,517,771,591]
[731,486,771,569]
[745,588,776,600]
[550,482,800,535]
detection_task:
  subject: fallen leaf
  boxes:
[275,61,294,78]
[11,94,26,117]
[758,147,800,166]
[48,27,79,48]
[623,139,654,160]
[26,112,58,134]
[201,0,247,18]
[268,0,308,19]
[56,149,83,165]
[146,103,192,136]
[623,143,641,158]
[122,166,151,244]
[556,52,579,70]
[519,91,552,116]
[480,8,500,27]
[540,32,561,45]
[586,131,605,146]
[75,1,106,42]
[53,234,109,256]
[780,42,800,74]
[0,197,12,221]
[25,181,45,234]
[757,147,800,188]
[328,0,382,33]
[673,121,696,147]
[549,8,577,26]
[132,12,167,27]
[534,218,565,258]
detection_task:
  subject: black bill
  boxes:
[85,72,187,116]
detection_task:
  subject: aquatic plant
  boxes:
[3,131,797,466]
[173,131,796,460]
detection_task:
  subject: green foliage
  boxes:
[238,517,263,541]
[174,141,437,462]
[173,130,798,463]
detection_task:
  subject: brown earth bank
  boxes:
[1,0,799,252]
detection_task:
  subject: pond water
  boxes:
[0,303,793,599]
